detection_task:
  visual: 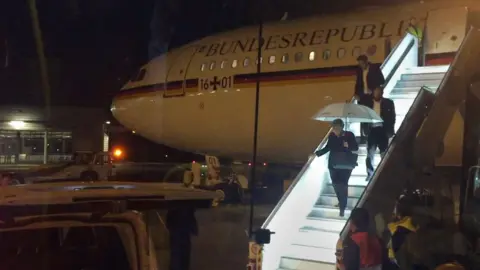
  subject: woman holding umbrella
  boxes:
[315,118,359,217]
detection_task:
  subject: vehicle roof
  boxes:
[0,181,219,206]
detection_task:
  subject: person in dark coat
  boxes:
[315,119,358,217]
[354,55,385,141]
[166,207,198,270]
[343,207,388,270]
[363,87,396,180]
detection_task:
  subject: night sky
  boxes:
[0,0,422,161]
[0,0,420,107]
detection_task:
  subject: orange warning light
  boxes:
[113,148,123,159]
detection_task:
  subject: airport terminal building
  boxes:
[0,106,109,164]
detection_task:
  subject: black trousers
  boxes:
[357,93,373,138]
[366,126,389,177]
[329,168,353,211]
[170,231,192,270]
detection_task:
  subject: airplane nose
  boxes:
[111,92,163,140]
[112,54,169,138]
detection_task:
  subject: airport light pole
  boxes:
[248,4,263,238]
[28,0,51,121]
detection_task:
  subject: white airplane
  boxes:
[111,0,475,166]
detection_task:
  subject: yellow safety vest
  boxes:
[407,25,423,43]
[387,217,418,259]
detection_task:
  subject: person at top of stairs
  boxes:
[315,118,359,217]
[342,207,388,270]
[354,54,385,144]
[363,86,396,181]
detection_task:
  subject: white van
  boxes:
[0,182,220,270]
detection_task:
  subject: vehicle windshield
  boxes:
[0,225,133,270]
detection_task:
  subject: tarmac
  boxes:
[146,204,274,270]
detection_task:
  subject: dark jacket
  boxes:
[355,63,385,97]
[343,230,388,270]
[315,131,358,168]
[363,97,396,137]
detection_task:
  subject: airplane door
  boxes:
[425,7,468,56]
[164,46,198,98]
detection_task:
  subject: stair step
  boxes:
[390,87,436,97]
[400,72,445,81]
[280,244,337,269]
[395,79,442,88]
[322,184,365,198]
[291,229,341,250]
[308,206,351,220]
[316,194,359,209]
[279,257,335,270]
[300,218,346,233]
[404,65,449,74]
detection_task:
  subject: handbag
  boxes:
[330,151,358,170]
[330,134,358,170]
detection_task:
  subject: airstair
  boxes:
[261,31,462,270]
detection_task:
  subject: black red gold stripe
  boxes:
[115,52,455,99]
[116,64,359,99]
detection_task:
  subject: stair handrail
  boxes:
[339,86,434,238]
[340,27,479,239]
[261,32,417,229]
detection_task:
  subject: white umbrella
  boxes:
[312,103,383,123]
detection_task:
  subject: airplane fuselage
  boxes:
[112,0,476,164]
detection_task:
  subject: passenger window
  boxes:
[243,58,250,67]
[281,53,289,63]
[209,61,216,70]
[337,48,346,59]
[322,49,331,60]
[352,46,362,57]
[255,57,263,65]
[221,60,227,69]
[309,51,315,61]
[201,63,206,71]
[232,60,238,68]
[294,52,303,62]
[268,55,275,64]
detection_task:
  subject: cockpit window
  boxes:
[130,68,146,82]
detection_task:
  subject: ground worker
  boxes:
[342,207,386,270]
[386,196,418,268]
[407,17,423,43]
[406,17,425,65]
